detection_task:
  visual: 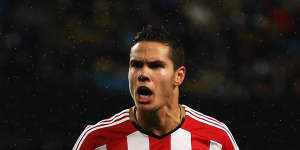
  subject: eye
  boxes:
[149,61,164,69]
[130,61,143,68]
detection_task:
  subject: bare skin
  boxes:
[128,41,186,136]
[136,102,182,136]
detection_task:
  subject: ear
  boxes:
[174,66,186,86]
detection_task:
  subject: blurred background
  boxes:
[1,0,300,149]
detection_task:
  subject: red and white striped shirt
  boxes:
[73,105,239,150]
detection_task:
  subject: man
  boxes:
[73,25,239,150]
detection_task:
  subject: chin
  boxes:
[135,103,156,112]
[136,102,164,113]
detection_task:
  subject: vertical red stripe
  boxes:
[191,133,210,150]
[149,136,171,150]
[182,116,210,150]
[108,136,128,150]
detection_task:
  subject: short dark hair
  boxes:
[131,25,184,70]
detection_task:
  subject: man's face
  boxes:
[128,41,177,111]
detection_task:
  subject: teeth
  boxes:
[140,95,150,98]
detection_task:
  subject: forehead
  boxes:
[130,41,171,61]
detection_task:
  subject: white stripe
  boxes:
[186,112,239,150]
[188,109,239,150]
[183,105,225,127]
[184,107,229,135]
[183,105,239,150]
[209,140,222,150]
[73,117,129,150]
[73,110,129,150]
[127,131,149,150]
[185,109,231,139]
[95,144,107,150]
[171,128,192,150]
[96,109,129,124]
[96,113,129,126]
[73,113,129,150]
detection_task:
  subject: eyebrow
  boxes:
[129,59,166,65]
[149,60,165,65]
[129,59,140,64]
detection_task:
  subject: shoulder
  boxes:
[183,105,227,129]
[88,108,131,133]
[73,108,131,150]
[182,105,239,150]
[93,108,131,128]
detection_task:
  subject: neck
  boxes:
[135,88,182,136]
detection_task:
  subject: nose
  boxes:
[138,74,150,82]
[138,68,150,82]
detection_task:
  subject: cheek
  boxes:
[158,69,170,79]
[128,69,138,86]
[128,70,135,95]
[128,70,133,85]
[155,70,174,87]
[161,69,175,81]
[128,70,132,81]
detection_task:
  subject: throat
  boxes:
[133,105,184,137]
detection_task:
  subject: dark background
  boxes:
[1,0,300,149]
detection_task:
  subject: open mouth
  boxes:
[137,86,153,98]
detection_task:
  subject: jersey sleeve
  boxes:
[221,125,239,150]
[72,125,107,150]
